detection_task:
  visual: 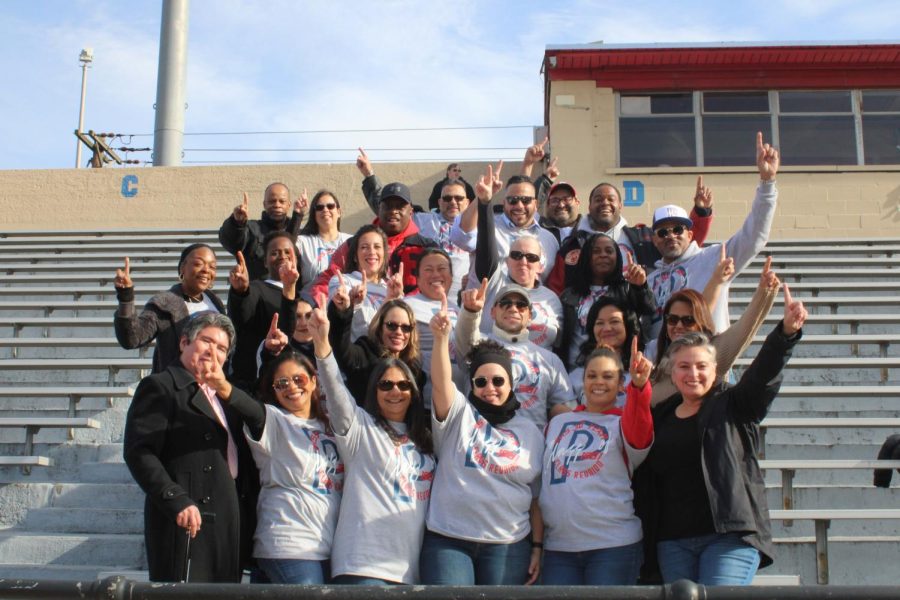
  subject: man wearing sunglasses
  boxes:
[645,132,780,339]
[455,284,574,429]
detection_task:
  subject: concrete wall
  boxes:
[547,80,900,239]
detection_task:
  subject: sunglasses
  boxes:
[506,195,534,206]
[473,375,507,388]
[665,314,696,327]
[377,379,413,392]
[384,321,414,333]
[273,374,311,391]
[508,250,540,263]
[441,195,466,203]
[655,225,687,238]
[314,202,337,212]
[497,298,530,310]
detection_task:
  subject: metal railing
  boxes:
[1,578,899,600]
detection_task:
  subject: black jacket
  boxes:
[218,211,302,281]
[634,324,801,578]
[123,364,259,582]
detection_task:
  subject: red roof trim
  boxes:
[545,44,900,90]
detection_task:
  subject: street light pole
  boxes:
[75,48,93,169]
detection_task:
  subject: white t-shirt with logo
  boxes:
[479,268,562,350]
[405,293,462,407]
[297,233,352,296]
[245,405,344,560]
[427,390,544,543]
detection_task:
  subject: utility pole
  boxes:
[153,0,189,166]
[75,48,93,169]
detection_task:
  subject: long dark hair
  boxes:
[345,224,388,281]
[300,189,342,236]
[653,289,716,369]
[576,296,642,367]
[364,358,433,454]
[570,233,625,296]
[257,350,331,432]
[366,299,422,369]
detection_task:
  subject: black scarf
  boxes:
[467,390,521,426]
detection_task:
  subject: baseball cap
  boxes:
[651,205,693,229]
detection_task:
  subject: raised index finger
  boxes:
[268,312,279,334]
[696,175,703,191]
[494,159,504,180]
[478,277,488,298]
[763,255,773,274]
[242,192,249,208]
[720,243,726,262]
[440,290,448,314]
[783,282,794,306]
[236,251,246,268]
[631,336,638,365]
[538,136,548,149]
[124,256,131,274]
[756,131,764,153]
[358,147,368,158]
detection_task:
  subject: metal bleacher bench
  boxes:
[0,417,100,475]
[769,508,900,584]
[734,356,900,383]
[758,418,900,459]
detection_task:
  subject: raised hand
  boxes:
[233,192,250,225]
[546,156,560,180]
[623,252,647,286]
[386,262,405,300]
[332,268,351,311]
[349,282,367,307]
[294,187,309,217]
[429,290,452,338]
[756,132,780,181]
[229,251,250,294]
[197,344,231,399]
[712,244,735,284]
[461,277,488,313]
[693,175,713,209]
[759,255,780,292]
[356,147,374,177]
[263,313,289,355]
[475,163,496,204]
[523,136,548,166]
[781,283,808,336]
[114,257,133,289]
[308,292,331,350]
[630,337,652,389]
[279,261,300,289]
[490,160,504,195]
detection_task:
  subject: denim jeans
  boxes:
[657,533,761,585]
[256,558,328,584]
[420,530,532,585]
[332,574,396,585]
[542,541,643,585]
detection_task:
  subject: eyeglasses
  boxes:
[473,375,507,388]
[441,195,466,203]
[548,195,575,206]
[497,298,530,311]
[273,374,311,391]
[314,203,337,212]
[377,379,413,392]
[506,195,534,206]
[508,250,540,263]
[665,314,696,327]
[384,321,414,333]
[655,225,687,238]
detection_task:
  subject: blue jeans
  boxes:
[657,533,761,585]
[332,574,396,585]
[256,557,328,584]
[420,530,531,585]
[542,541,643,585]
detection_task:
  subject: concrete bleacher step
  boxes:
[0,530,145,566]
[0,563,145,581]
[24,507,143,535]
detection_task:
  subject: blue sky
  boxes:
[1,0,898,170]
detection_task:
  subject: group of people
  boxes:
[117,132,809,587]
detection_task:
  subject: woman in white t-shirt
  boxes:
[308,297,435,585]
[228,351,343,584]
[540,339,653,585]
[420,292,544,585]
[297,190,352,296]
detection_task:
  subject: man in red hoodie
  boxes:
[310,181,436,300]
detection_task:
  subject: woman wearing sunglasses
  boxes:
[558,232,656,370]
[225,351,343,584]
[648,256,780,405]
[308,298,435,584]
[420,293,544,585]
[327,297,425,406]
[297,190,352,296]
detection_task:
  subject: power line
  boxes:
[128,125,534,137]
[183,157,521,164]
[182,147,522,152]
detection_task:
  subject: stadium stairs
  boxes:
[0,229,897,585]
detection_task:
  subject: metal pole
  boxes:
[75,49,93,168]
[153,0,190,166]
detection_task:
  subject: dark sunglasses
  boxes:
[508,250,540,263]
[665,314,696,327]
[315,203,337,212]
[655,225,687,238]
[506,195,534,206]
[441,195,466,203]
[384,321,414,333]
[273,374,311,391]
[498,298,530,310]
[377,379,413,392]
[473,375,507,388]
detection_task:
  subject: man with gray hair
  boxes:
[124,312,258,582]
